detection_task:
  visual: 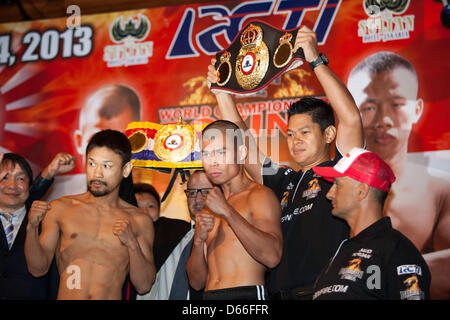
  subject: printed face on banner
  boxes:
[348,67,423,161]
[75,85,141,164]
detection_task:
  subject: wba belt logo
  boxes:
[104,14,154,67]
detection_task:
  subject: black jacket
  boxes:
[0,174,57,300]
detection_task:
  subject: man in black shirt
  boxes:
[312,148,430,299]
[207,26,364,298]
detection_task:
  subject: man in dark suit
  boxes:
[0,152,75,300]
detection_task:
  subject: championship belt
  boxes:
[126,118,205,169]
[210,20,305,96]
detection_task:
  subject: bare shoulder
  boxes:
[48,194,80,213]
[405,161,450,194]
[119,199,152,227]
[248,182,278,202]
[247,182,280,216]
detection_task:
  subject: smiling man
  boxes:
[207,26,364,299]
[24,130,155,299]
[0,152,75,299]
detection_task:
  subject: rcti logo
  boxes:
[358,0,415,43]
[103,14,154,67]
[166,0,342,59]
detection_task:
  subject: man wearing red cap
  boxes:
[312,148,431,300]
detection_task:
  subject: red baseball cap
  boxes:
[313,148,396,192]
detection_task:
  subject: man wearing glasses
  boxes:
[138,170,212,300]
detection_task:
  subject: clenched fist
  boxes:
[28,200,51,228]
[113,219,138,249]
[204,186,233,217]
[42,152,76,180]
[194,212,215,245]
[294,26,320,63]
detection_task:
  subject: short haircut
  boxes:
[1,153,33,186]
[81,84,141,124]
[86,129,131,166]
[370,187,389,208]
[133,183,160,209]
[287,97,335,132]
[202,120,244,149]
[349,51,417,80]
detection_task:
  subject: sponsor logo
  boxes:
[167,0,343,59]
[339,258,364,282]
[103,14,154,67]
[352,248,373,259]
[400,275,425,300]
[281,203,313,223]
[357,0,414,43]
[302,178,321,200]
[280,191,289,209]
[313,284,349,299]
[397,264,422,276]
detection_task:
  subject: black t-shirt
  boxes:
[312,217,431,300]
[263,148,350,294]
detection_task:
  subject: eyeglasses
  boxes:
[184,188,213,198]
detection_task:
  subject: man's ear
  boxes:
[74,129,83,155]
[413,98,424,124]
[357,182,370,201]
[324,125,337,144]
[122,161,133,178]
[237,144,248,164]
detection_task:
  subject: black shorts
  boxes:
[202,285,268,300]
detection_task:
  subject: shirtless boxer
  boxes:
[25,129,155,299]
[347,52,450,298]
[186,120,282,300]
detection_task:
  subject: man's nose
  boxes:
[93,165,103,177]
[5,177,18,189]
[375,104,394,129]
[326,184,336,200]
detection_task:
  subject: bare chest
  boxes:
[207,197,252,249]
[384,185,438,252]
[57,207,131,261]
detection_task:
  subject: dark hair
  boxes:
[86,129,131,166]
[95,84,141,121]
[1,153,33,186]
[371,187,389,207]
[349,51,417,79]
[202,120,244,148]
[133,183,161,210]
[287,97,335,132]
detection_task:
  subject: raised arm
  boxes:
[25,200,61,277]
[208,64,266,183]
[28,152,76,207]
[205,185,282,268]
[294,26,364,153]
